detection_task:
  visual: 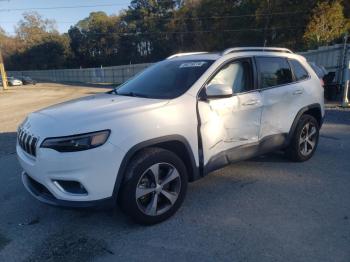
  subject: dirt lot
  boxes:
[0,84,350,262]
[0,83,109,133]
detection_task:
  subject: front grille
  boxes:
[18,128,38,157]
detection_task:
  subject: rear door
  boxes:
[256,56,305,142]
[198,57,263,168]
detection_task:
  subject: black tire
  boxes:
[118,147,188,225]
[286,114,319,162]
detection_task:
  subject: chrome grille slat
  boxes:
[19,130,24,141]
[22,133,27,149]
[24,134,31,153]
[17,128,38,157]
[20,133,25,149]
[18,129,23,143]
[27,136,33,155]
[31,137,38,156]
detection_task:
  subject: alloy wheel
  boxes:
[136,163,181,216]
[299,122,317,157]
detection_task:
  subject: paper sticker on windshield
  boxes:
[179,62,207,68]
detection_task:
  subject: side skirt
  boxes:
[203,133,287,175]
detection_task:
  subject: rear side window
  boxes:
[290,59,309,81]
[256,57,293,88]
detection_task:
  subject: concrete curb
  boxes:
[325,104,350,110]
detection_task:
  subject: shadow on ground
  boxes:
[0,132,17,158]
[250,151,289,163]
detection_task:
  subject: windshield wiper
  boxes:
[111,88,150,98]
[111,87,119,94]
[114,89,149,98]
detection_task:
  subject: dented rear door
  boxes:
[255,56,298,140]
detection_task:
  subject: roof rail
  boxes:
[167,52,208,59]
[222,47,293,55]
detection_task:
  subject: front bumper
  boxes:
[17,141,125,205]
[22,172,114,208]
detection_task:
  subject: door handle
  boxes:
[293,89,303,95]
[242,99,259,106]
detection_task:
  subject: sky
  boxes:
[0,0,130,34]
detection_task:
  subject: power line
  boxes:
[0,21,77,24]
[117,26,304,36]
[4,26,304,36]
[0,10,308,24]
[0,3,129,12]
[0,10,308,19]
[162,11,308,21]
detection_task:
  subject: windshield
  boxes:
[115,59,214,99]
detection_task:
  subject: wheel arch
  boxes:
[111,135,199,202]
[286,103,323,145]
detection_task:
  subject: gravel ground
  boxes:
[0,84,349,262]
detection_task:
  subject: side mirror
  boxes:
[205,84,233,98]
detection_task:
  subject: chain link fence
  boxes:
[8,63,153,85]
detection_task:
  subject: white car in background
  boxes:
[7,77,23,86]
[17,47,325,225]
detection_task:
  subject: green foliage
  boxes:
[343,0,350,18]
[7,34,71,70]
[68,12,121,67]
[15,11,58,48]
[2,0,350,70]
[304,1,348,47]
[254,0,318,50]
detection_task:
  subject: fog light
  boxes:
[53,180,88,195]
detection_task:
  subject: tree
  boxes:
[4,12,70,70]
[15,11,58,48]
[343,0,350,18]
[68,12,121,67]
[343,0,350,32]
[3,0,350,70]
[120,0,179,62]
[7,34,71,70]
[304,1,348,47]
[0,27,20,65]
[254,0,319,50]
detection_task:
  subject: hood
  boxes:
[29,93,168,133]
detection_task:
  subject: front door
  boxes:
[198,58,263,171]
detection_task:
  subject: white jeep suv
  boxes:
[17,47,324,224]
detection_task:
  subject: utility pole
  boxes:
[341,33,349,107]
[263,0,271,47]
[0,46,8,91]
[342,81,349,107]
[340,33,348,85]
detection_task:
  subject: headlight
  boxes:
[41,130,110,152]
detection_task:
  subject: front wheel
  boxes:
[119,148,188,225]
[286,114,320,162]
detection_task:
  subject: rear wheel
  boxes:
[286,114,319,162]
[119,148,188,225]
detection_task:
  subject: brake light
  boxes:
[320,78,325,88]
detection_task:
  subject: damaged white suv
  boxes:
[17,47,324,224]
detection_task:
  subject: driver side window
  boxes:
[208,59,253,94]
